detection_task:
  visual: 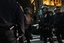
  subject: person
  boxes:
[39,5,53,43]
[16,0,25,43]
[61,12,64,40]
[24,7,33,43]
[18,3,25,43]
[53,7,63,43]
[0,0,24,43]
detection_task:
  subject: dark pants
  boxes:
[25,29,32,43]
[19,37,24,43]
[61,28,64,39]
[40,27,53,43]
[0,28,17,43]
[55,28,62,43]
[40,28,43,41]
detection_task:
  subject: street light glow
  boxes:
[42,0,62,6]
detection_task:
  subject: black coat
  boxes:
[53,12,63,28]
[39,11,53,37]
[40,11,53,29]
[0,0,24,43]
[0,0,24,28]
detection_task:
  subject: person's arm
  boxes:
[12,0,25,34]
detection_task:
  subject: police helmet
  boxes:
[41,5,49,10]
[54,7,60,11]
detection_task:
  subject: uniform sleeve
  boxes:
[48,12,54,28]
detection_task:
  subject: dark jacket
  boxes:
[53,12,63,28]
[40,11,53,29]
[0,0,24,32]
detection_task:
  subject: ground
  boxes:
[24,35,60,43]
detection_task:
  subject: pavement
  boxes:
[24,35,43,43]
[24,35,64,43]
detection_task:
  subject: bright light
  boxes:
[34,6,36,10]
[33,2,35,5]
[42,0,62,6]
[30,0,36,12]
[43,0,50,5]
[50,1,54,6]
[30,0,34,3]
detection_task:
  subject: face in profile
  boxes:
[27,8,32,14]
[55,9,60,13]
[42,8,48,13]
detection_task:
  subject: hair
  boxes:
[24,7,32,14]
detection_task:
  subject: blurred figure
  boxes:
[19,6,24,43]
[0,0,24,43]
[15,1,25,43]
[53,7,63,43]
[24,7,33,43]
[61,12,64,40]
[40,5,53,43]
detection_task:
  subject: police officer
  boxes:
[53,7,63,43]
[15,1,25,43]
[40,5,53,43]
[61,12,64,40]
[0,0,24,43]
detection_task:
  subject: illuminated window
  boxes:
[42,0,62,6]
[43,0,50,5]
[50,0,54,6]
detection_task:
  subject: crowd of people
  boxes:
[39,5,64,43]
[0,0,64,43]
[0,0,32,43]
